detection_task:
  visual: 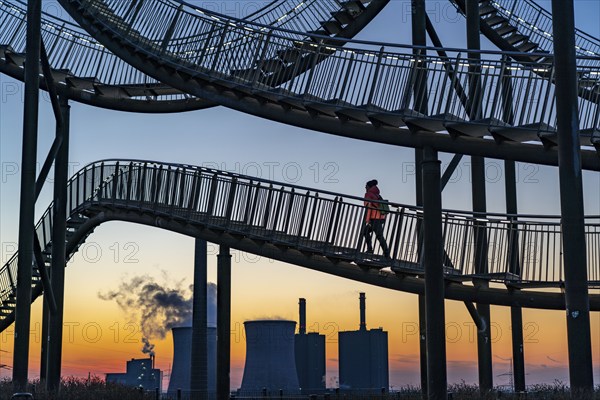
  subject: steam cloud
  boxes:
[99,274,217,356]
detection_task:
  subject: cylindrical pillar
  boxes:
[422,146,447,400]
[411,2,428,395]
[466,0,493,392]
[191,239,208,399]
[46,96,70,392]
[551,0,594,392]
[504,160,526,393]
[13,0,42,391]
[217,246,231,400]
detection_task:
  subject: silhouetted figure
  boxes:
[363,180,390,258]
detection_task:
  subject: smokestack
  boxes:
[299,298,306,335]
[359,293,366,331]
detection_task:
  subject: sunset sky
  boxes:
[0,0,599,390]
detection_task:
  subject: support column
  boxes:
[191,239,208,399]
[422,146,447,400]
[46,96,70,393]
[217,246,231,400]
[466,0,493,392]
[550,0,594,393]
[411,2,428,396]
[506,160,525,393]
[13,0,42,391]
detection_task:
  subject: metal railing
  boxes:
[1,159,599,325]
[1,0,379,107]
[66,0,600,143]
[0,0,195,103]
[482,0,600,66]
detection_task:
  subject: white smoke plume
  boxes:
[99,273,217,356]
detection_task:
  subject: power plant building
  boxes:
[338,293,389,392]
[167,326,217,396]
[240,320,300,395]
[106,357,161,391]
[295,298,326,393]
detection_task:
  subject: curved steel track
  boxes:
[1,160,599,332]
[0,0,388,112]
[54,0,599,168]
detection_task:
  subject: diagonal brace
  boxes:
[33,234,57,315]
[464,301,486,332]
[441,154,463,190]
[40,38,63,127]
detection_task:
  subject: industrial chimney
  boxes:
[359,292,366,331]
[240,320,300,395]
[299,298,306,335]
[295,299,326,393]
[338,292,389,392]
[167,327,216,395]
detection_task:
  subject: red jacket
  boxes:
[364,185,384,223]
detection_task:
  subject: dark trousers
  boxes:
[363,219,390,257]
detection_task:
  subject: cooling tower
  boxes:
[240,320,300,395]
[167,326,216,395]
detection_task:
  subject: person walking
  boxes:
[363,179,390,258]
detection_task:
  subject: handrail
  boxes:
[89,159,600,222]
[1,0,387,111]
[1,159,599,331]
[59,0,600,142]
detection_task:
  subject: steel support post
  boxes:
[13,0,41,391]
[217,246,232,400]
[46,97,70,393]
[505,160,525,392]
[422,146,447,400]
[191,239,208,399]
[411,2,428,395]
[466,0,493,393]
[40,303,49,381]
[550,0,594,393]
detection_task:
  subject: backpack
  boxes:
[377,195,390,215]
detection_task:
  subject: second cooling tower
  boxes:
[240,320,300,395]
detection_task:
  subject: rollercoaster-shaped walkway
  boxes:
[0,0,388,112]
[54,0,600,170]
[1,160,599,332]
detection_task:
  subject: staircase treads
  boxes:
[485,15,507,27]
[490,122,549,143]
[276,48,303,63]
[495,23,517,37]
[320,20,343,35]
[516,42,538,53]
[403,112,465,132]
[445,117,505,138]
[341,0,366,15]
[4,51,25,66]
[65,76,99,91]
[331,9,354,25]
[258,59,286,73]
[334,102,371,122]
[366,106,414,127]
